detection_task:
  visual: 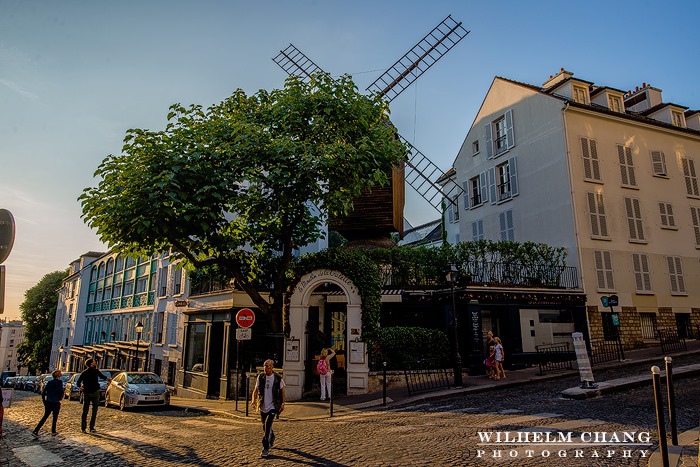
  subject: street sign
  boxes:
[236,328,252,340]
[611,313,620,326]
[0,209,15,265]
[235,308,255,328]
[608,295,619,307]
[174,300,188,307]
[600,296,609,308]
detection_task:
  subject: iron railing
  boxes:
[403,359,451,396]
[535,342,574,375]
[590,337,625,364]
[658,329,687,354]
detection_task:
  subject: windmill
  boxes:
[273,15,469,245]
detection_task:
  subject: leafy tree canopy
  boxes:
[80,74,406,327]
[18,270,66,373]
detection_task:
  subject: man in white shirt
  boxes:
[251,359,285,458]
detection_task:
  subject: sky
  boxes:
[1,0,699,321]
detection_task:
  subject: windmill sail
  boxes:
[366,15,469,103]
[272,15,469,227]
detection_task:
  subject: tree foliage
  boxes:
[18,270,66,373]
[80,74,406,329]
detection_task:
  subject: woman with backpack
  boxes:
[317,348,335,401]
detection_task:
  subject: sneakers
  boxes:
[81,429,87,434]
[31,431,39,438]
[260,449,269,458]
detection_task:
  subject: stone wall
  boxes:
[656,307,676,332]
[619,306,643,349]
[587,306,603,341]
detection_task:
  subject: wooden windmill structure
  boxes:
[273,15,469,245]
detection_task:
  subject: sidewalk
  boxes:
[170,340,700,465]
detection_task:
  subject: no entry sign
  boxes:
[235,308,255,328]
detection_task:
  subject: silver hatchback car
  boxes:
[104,372,170,410]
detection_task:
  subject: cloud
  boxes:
[0,78,39,100]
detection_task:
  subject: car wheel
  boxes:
[119,395,126,411]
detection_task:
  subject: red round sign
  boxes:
[235,308,255,328]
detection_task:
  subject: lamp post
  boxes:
[58,345,64,371]
[445,264,463,386]
[135,321,143,371]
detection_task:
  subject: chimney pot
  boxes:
[560,67,564,72]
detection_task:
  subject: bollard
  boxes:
[329,370,334,417]
[664,357,678,446]
[651,366,670,467]
[382,361,387,406]
[245,374,250,417]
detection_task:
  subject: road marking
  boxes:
[13,446,63,467]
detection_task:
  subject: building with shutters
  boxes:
[448,68,700,348]
[0,319,26,375]
[50,251,186,389]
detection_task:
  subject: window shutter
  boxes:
[682,159,695,195]
[651,151,666,175]
[632,254,644,291]
[462,181,470,209]
[582,138,592,179]
[485,123,493,159]
[625,197,637,240]
[508,157,518,196]
[691,207,700,246]
[594,251,605,289]
[447,201,454,223]
[505,109,515,149]
[506,209,514,240]
[633,198,644,240]
[603,251,614,290]
[690,159,700,196]
[659,202,668,227]
[499,212,507,240]
[641,254,651,291]
[667,256,678,292]
[590,139,601,181]
[479,172,488,206]
[625,147,636,186]
[618,145,628,185]
[588,192,599,236]
[675,257,685,293]
[667,204,675,226]
[478,220,484,238]
[488,168,497,204]
[472,222,478,239]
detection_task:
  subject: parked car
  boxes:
[105,372,170,411]
[78,369,119,403]
[35,374,51,393]
[63,373,82,401]
[15,376,27,390]
[3,376,18,388]
[23,375,38,392]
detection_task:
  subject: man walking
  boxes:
[76,358,111,433]
[251,359,285,458]
[32,369,64,437]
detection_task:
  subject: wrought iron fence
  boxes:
[403,359,451,396]
[535,342,574,375]
[589,337,625,364]
[658,329,687,354]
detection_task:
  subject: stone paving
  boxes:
[2,361,698,467]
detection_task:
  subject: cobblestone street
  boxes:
[2,363,699,466]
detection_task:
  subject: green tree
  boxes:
[17,270,66,373]
[80,74,406,331]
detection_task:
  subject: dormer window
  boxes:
[608,96,622,113]
[672,110,685,128]
[573,85,589,105]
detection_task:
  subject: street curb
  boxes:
[561,364,700,400]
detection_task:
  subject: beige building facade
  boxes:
[452,69,700,348]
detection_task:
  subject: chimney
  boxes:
[542,68,574,88]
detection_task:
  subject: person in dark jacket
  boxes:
[76,358,111,433]
[32,370,64,437]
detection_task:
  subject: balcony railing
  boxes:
[382,260,578,290]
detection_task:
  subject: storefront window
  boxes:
[185,323,206,371]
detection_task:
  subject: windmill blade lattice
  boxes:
[400,135,461,210]
[273,44,326,81]
[366,15,469,102]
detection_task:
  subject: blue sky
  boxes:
[1,0,698,320]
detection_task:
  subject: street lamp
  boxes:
[445,264,463,386]
[58,345,64,371]
[135,321,143,371]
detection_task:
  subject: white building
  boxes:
[0,319,25,375]
[449,69,700,346]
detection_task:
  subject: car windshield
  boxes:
[127,374,163,385]
[98,371,113,379]
[60,373,73,382]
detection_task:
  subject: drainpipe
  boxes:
[561,102,592,342]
